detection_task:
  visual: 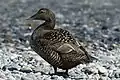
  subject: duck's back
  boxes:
[30,28,92,69]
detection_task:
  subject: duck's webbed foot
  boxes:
[50,67,69,78]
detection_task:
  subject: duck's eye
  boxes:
[40,10,46,13]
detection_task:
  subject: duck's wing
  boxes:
[39,28,93,62]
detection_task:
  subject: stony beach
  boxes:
[0,0,120,80]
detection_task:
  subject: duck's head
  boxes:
[28,8,55,22]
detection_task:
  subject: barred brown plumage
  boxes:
[28,8,97,75]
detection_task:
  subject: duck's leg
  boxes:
[53,67,57,74]
[65,69,68,75]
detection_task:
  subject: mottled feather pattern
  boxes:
[43,29,75,43]
[30,39,63,67]
[42,46,63,67]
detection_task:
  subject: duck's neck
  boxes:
[31,18,55,40]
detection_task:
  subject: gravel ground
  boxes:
[0,0,120,80]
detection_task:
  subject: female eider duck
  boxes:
[28,8,96,75]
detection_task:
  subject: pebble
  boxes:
[19,66,32,73]
[108,70,114,78]
[114,69,120,78]
[0,72,7,80]
[96,65,108,75]
[82,66,98,74]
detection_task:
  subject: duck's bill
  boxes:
[27,13,39,20]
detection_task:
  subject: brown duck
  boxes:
[28,8,96,75]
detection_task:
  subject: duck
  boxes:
[27,8,96,75]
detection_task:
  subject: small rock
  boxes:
[114,28,120,32]
[19,66,32,73]
[21,77,32,80]
[10,53,22,60]
[34,72,41,76]
[108,70,114,78]
[99,76,111,80]
[8,67,18,71]
[7,75,16,80]
[88,74,100,80]
[114,69,120,78]
[101,26,108,30]
[69,68,87,79]
[2,66,6,71]
[0,72,7,80]
[82,63,98,74]
[96,65,108,75]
